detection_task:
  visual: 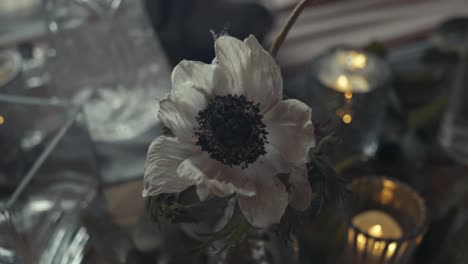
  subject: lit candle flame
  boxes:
[368,224,383,237]
[336,75,351,92]
[344,91,353,99]
[352,210,404,261]
[348,51,367,69]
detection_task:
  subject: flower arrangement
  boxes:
[143,0,344,254]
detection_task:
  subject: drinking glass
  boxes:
[44,0,171,141]
[0,95,99,263]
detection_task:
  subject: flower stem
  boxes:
[269,0,313,57]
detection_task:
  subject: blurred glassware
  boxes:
[0,95,99,263]
[0,0,42,27]
[45,0,171,141]
[0,0,46,48]
[18,42,50,90]
[0,50,24,95]
[436,18,468,165]
[306,46,391,162]
[431,17,468,54]
[439,51,468,165]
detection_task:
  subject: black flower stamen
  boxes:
[195,95,268,169]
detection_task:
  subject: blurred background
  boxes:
[2,0,468,263]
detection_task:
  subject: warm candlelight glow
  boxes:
[353,210,403,239]
[324,74,370,93]
[380,180,397,204]
[0,115,4,125]
[318,48,387,94]
[350,52,367,69]
[339,51,368,69]
[387,242,397,257]
[343,114,352,124]
[336,75,351,91]
[357,233,367,251]
[344,91,353,99]
[346,177,427,264]
[351,210,404,262]
[368,224,383,237]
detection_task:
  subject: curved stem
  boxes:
[269,0,313,57]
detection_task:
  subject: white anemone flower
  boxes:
[143,35,316,228]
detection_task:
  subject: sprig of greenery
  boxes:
[308,133,348,216]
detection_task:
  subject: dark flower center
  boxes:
[195,95,268,169]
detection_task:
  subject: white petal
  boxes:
[237,179,288,228]
[236,145,289,228]
[213,36,249,96]
[143,136,197,197]
[258,144,290,175]
[177,153,256,198]
[214,35,282,113]
[237,171,288,228]
[172,60,215,89]
[159,60,229,143]
[264,99,316,164]
[158,94,197,144]
[196,178,242,201]
[288,164,312,211]
[243,35,283,113]
[195,183,212,201]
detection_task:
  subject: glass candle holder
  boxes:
[306,47,391,161]
[344,177,427,264]
[0,95,99,263]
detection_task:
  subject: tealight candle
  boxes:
[353,210,403,240]
[317,50,383,93]
[352,210,403,262]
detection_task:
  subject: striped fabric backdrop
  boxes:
[261,0,468,70]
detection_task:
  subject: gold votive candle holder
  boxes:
[344,177,427,264]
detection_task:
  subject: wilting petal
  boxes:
[177,153,256,198]
[264,99,316,164]
[159,60,230,143]
[288,164,312,211]
[214,35,282,113]
[143,136,197,197]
